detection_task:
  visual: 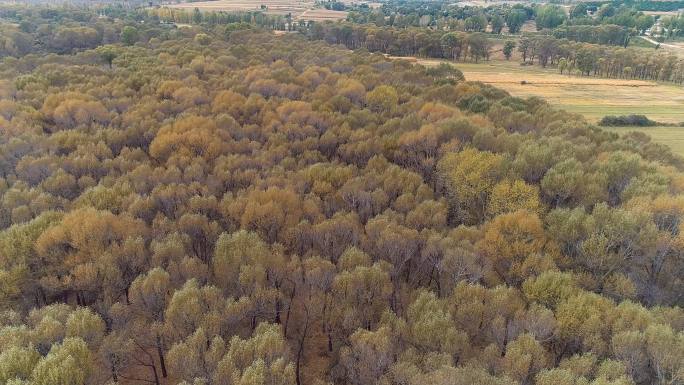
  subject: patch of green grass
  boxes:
[629,37,657,48]
[606,126,684,157]
[561,105,684,124]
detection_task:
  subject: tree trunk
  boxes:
[284,284,296,338]
[156,335,168,378]
[296,317,309,385]
[151,363,160,385]
[327,331,333,353]
[275,298,281,324]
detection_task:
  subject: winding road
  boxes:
[639,35,684,51]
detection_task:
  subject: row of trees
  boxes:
[0,5,683,385]
[311,24,494,62]
[148,7,294,30]
[346,1,535,31]
[517,34,684,81]
[552,24,630,46]
[347,4,533,34]
[305,22,684,83]
[582,0,684,13]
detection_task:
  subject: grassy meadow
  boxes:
[455,60,684,124]
[454,60,684,156]
[403,58,684,124]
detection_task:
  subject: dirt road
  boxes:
[639,35,684,51]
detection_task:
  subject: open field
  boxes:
[643,10,683,16]
[168,0,312,15]
[167,0,348,20]
[607,126,684,156]
[456,0,536,6]
[398,57,684,124]
[295,8,347,21]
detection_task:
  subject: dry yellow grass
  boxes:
[403,58,684,124]
[295,9,347,21]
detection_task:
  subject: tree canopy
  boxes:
[0,5,682,385]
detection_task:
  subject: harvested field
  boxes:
[295,9,347,21]
[168,0,311,15]
[167,0,348,20]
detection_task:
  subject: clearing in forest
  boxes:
[401,57,684,125]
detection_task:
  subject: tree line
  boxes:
[306,22,684,83]
[515,34,684,81]
[583,0,684,12]
[552,24,630,46]
[346,2,534,33]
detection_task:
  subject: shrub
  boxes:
[599,114,658,127]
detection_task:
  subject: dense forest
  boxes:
[0,5,683,385]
